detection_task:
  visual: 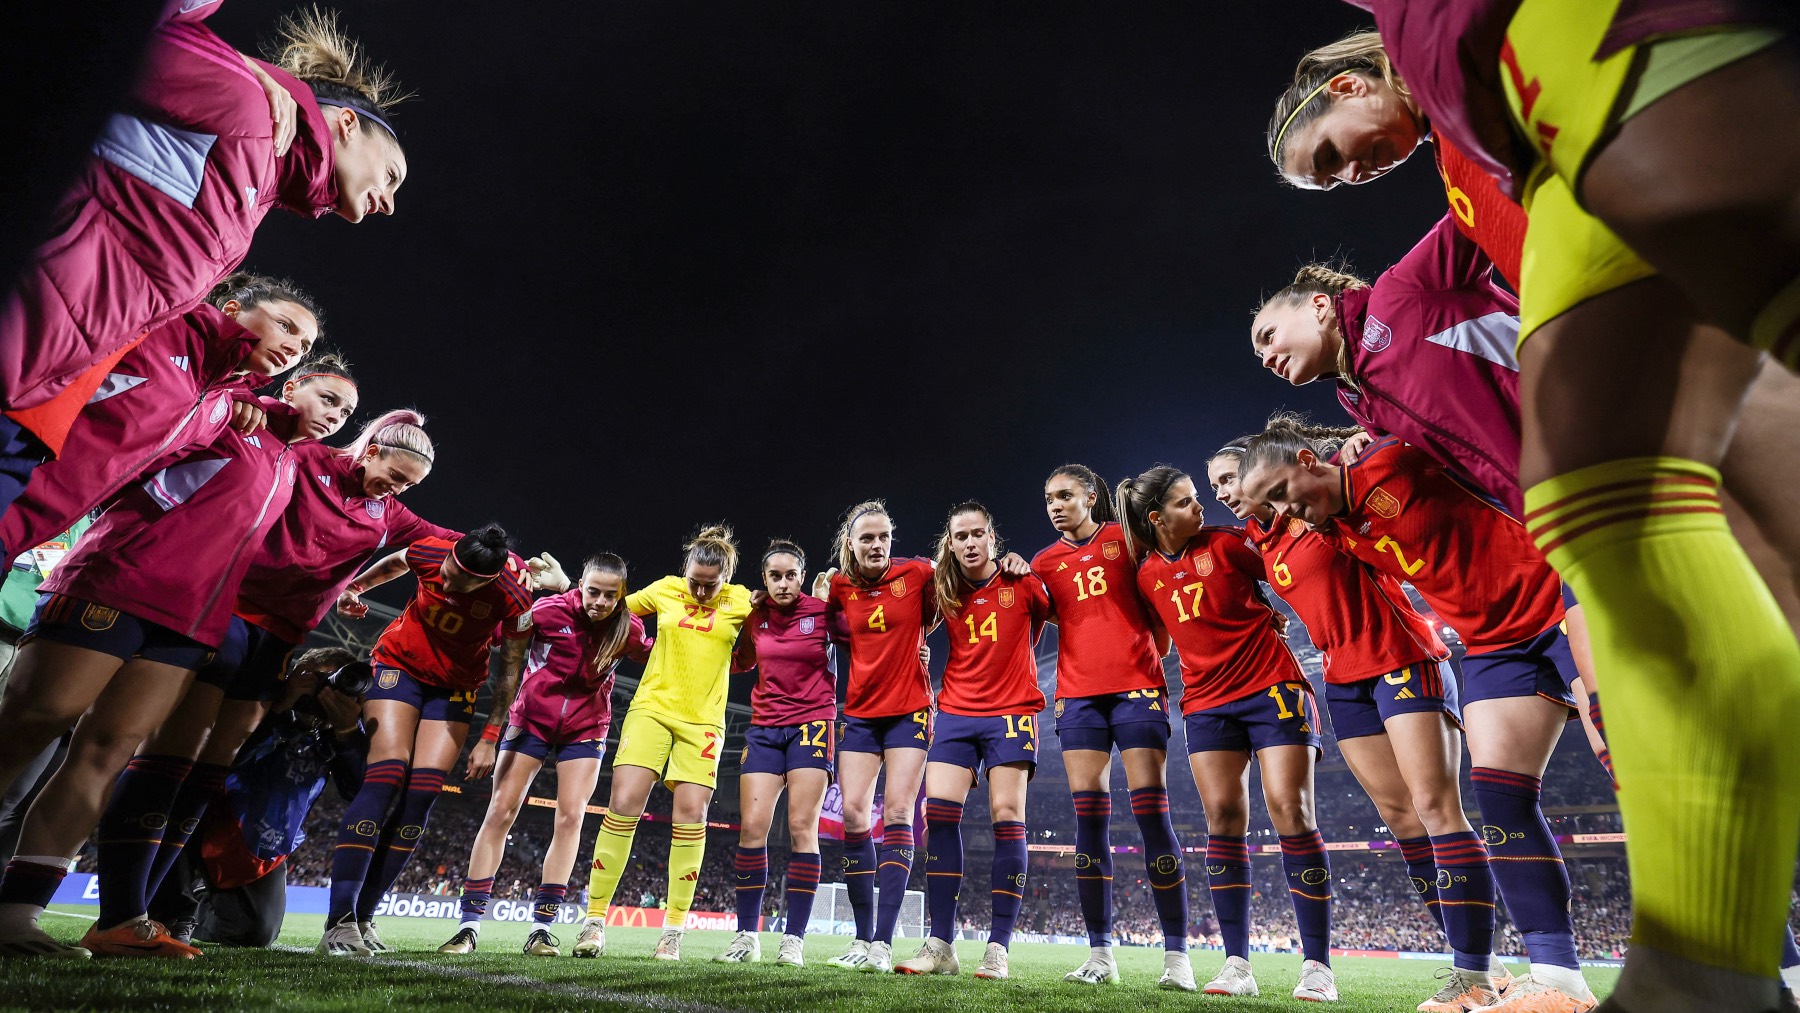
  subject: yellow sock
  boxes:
[1526,457,1800,977]
[664,822,707,928]
[584,812,639,919]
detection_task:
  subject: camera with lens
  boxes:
[322,660,374,698]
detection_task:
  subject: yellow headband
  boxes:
[1274,77,1336,159]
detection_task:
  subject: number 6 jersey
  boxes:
[371,536,535,691]
[1135,527,1303,715]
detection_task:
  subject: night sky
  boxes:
[210,1,1449,600]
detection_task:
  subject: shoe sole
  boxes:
[975,972,1007,980]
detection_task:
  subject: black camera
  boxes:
[322,660,374,698]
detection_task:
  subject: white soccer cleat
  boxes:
[893,936,959,975]
[317,917,373,957]
[653,927,684,961]
[1294,959,1338,1002]
[1158,949,1198,992]
[973,941,1009,980]
[775,934,806,967]
[357,920,391,954]
[1418,967,1501,1012]
[1486,973,1596,1011]
[859,940,892,973]
[826,938,870,969]
[1064,953,1121,985]
[714,930,761,963]
[1204,955,1260,996]
[0,923,91,959]
[1491,958,1515,997]
[572,918,606,958]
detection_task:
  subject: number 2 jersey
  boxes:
[828,557,937,720]
[371,537,535,692]
[625,574,754,728]
[1031,520,1164,699]
[1322,437,1563,655]
[1249,514,1446,685]
[1135,526,1303,715]
[937,569,1051,717]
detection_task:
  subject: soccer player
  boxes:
[439,554,649,958]
[1115,465,1333,1001]
[1209,435,1507,1008]
[1266,22,1800,1007]
[0,8,409,543]
[893,503,1049,982]
[815,500,937,973]
[316,526,536,957]
[0,272,319,560]
[1239,420,1600,1009]
[1030,464,1192,990]
[715,540,841,968]
[574,526,752,963]
[0,378,351,958]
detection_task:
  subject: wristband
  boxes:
[480,723,502,744]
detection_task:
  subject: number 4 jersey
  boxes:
[828,557,937,720]
[371,536,535,692]
[1032,520,1164,700]
[1135,527,1303,715]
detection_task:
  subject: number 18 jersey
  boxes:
[828,557,936,720]
[1032,521,1163,699]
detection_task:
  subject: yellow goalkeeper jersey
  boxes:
[624,574,752,726]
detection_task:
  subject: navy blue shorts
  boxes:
[929,711,1039,775]
[1182,681,1322,755]
[1561,583,1579,610]
[368,664,476,724]
[839,709,932,755]
[193,616,299,702]
[1054,688,1172,754]
[1324,661,1462,741]
[1459,625,1579,710]
[500,726,604,763]
[24,592,212,670]
[741,720,835,775]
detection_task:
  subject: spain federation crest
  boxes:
[81,603,119,631]
[378,668,399,690]
[1367,486,1402,519]
[1194,551,1214,576]
[1288,517,1307,537]
[890,576,907,598]
[1102,540,1121,560]
[998,587,1015,608]
[799,616,816,635]
[471,602,492,619]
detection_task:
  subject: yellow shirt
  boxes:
[625,574,753,727]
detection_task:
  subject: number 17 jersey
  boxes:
[1032,521,1163,700]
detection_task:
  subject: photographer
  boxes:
[148,648,370,947]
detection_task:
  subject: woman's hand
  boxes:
[467,739,498,780]
[244,55,297,157]
[228,399,267,435]
[1337,431,1375,464]
[526,552,570,593]
[336,583,369,619]
[997,552,1030,577]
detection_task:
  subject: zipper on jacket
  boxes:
[1357,374,1514,492]
[97,392,210,517]
[192,444,292,637]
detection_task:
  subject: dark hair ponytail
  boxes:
[1048,463,1116,525]
[453,523,512,579]
[1114,465,1189,559]
[761,538,807,573]
[208,272,325,341]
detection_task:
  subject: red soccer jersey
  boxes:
[1135,527,1303,715]
[1031,521,1164,699]
[371,537,535,692]
[1433,134,1526,291]
[1249,515,1446,685]
[937,569,1051,717]
[828,556,937,719]
[1322,438,1563,655]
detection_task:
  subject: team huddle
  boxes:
[0,3,1797,1013]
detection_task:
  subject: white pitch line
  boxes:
[40,909,97,921]
[271,945,746,1013]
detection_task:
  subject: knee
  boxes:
[1265,800,1312,835]
[1204,800,1250,834]
[1412,790,1467,834]
[882,802,915,827]
[989,801,1024,824]
[553,811,583,839]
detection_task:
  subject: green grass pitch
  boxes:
[12,905,1617,1012]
